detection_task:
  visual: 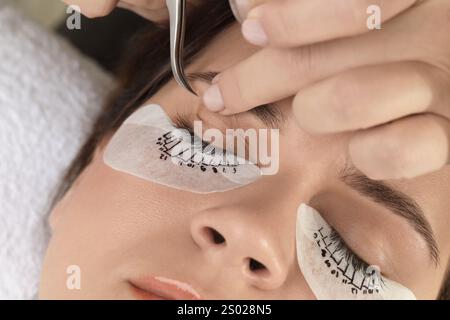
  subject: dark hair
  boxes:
[55,1,449,300]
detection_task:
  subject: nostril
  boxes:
[202,227,226,245]
[211,229,226,244]
[248,258,268,274]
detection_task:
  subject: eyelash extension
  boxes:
[314,222,387,295]
[328,228,371,274]
[173,113,256,161]
[156,114,240,173]
[173,114,212,150]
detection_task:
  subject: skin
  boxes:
[39,24,450,300]
[203,0,450,181]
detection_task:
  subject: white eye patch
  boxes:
[103,104,261,193]
[296,203,416,300]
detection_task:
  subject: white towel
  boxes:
[0,4,115,299]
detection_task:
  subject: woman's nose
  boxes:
[190,208,290,291]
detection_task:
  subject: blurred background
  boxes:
[3,0,150,73]
[3,0,66,28]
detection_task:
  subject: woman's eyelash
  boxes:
[314,225,385,295]
[155,114,240,173]
[173,114,213,150]
[328,228,370,274]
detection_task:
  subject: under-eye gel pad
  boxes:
[296,203,416,300]
[103,104,261,193]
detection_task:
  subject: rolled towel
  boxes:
[0,4,114,299]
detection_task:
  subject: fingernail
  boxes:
[242,18,268,46]
[229,0,250,23]
[203,84,225,112]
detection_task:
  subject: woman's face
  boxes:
[39,23,450,300]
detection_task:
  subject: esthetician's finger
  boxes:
[203,0,443,114]
[349,114,450,180]
[62,0,118,18]
[293,62,450,134]
[241,0,418,47]
[229,0,270,23]
[203,29,399,114]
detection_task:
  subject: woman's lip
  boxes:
[130,284,167,300]
[130,276,202,300]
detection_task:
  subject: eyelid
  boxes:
[340,168,438,266]
[314,202,396,279]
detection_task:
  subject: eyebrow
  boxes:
[187,71,284,129]
[340,166,439,266]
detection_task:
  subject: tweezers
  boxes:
[166,0,197,96]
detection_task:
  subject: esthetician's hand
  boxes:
[61,0,200,22]
[204,0,450,180]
